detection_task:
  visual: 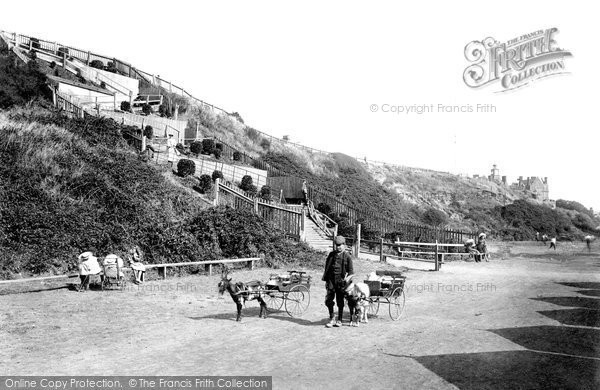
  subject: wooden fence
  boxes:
[215,179,304,240]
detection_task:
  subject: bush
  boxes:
[143,125,153,139]
[231,112,244,124]
[90,60,104,70]
[177,159,195,177]
[202,139,215,155]
[190,141,203,155]
[212,170,224,182]
[246,184,258,197]
[0,54,51,109]
[245,127,260,142]
[198,174,213,193]
[141,103,153,115]
[233,151,241,161]
[120,101,131,112]
[260,138,271,150]
[158,103,172,118]
[240,175,254,192]
[260,185,272,200]
[215,143,223,151]
[423,208,448,227]
[105,61,117,73]
[317,203,332,215]
[50,61,56,69]
[214,149,222,159]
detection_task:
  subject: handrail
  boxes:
[306,199,336,237]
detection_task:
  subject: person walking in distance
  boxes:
[549,236,557,250]
[323,236,353,328]
[301,179,308,206]
[584,235,594,253]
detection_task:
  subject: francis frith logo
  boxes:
[463,28,572,92]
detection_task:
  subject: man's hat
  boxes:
[334,236,346,245]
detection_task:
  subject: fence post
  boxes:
[253,198,259,214]
[380,237,384,262]
[435,240,440,271]
[301,208,306,242]
[141,135,147,152]
[355,224,361,257]
[214,178,220,206]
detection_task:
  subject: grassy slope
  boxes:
[0,107,322,278]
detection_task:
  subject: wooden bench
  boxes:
[146,257,260,279]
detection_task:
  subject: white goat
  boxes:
[344,275,371,327]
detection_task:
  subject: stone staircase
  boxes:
[303,214,333,252]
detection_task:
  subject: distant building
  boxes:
[511,176,550,201]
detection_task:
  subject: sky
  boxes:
[1,1,598,210]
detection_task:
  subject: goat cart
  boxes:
[364,270,406,321]
[263,271,312,317]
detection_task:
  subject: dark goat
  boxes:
[218,268,267,322]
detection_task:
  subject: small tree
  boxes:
[177,159,195,177]
[202,139,215,155]
[143,125,153,139]
[260,185,272,200]
[233,151,241,161]
[142,103,153,116]
[198,174,213,193]
[190,141,203,155]
[214,149,222,160]
[212,170,224,182]
[240,175,254,192]
[120,101,131,112]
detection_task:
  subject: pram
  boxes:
[102,254,127,290]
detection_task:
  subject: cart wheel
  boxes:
[388,287,405,321]
[264,291,284,312]
[285,285,310,317]
[367,298,380,317]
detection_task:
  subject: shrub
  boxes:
[105,61,117,73]
[143,125,153,139]
[177,159,195,177]
[141,103,153,115]
[0,54,51,109]
[231,112,245,124]
[90,60,104,70]
[215,143,223,151]
[246,184,258,197]
[240,175,254,192]
[120,101,131,112]
[260,138,271,150]
[317,203,332,215]
[214,149,222,159]
[212,170,224,182]
[245,127,260,142]
[190,141,203,155]
[423,208,448,227]
[233,151,241,161]
[198,174,213,193]
[260,185,272,200]
[158,103,172,118]
[202,139,215,155]
[50,61,56,69]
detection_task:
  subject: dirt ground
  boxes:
[1,241,599,389]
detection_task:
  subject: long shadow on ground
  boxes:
[531,296,600,310]
[558,282,600,289]
[412,350,599,390]
[574,290,600,298]
[489,325,600,358]
[188,307,322,326]
[538,308,600,327]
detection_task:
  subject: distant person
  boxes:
[166,134,177,167]
[301,180,308,206]
[77,252,102,292]
[464,238,481,262]
[584,235,594,253]
[535,232,540,242]
[476,233,488,262]
[128,246,146,284]
[549,237,557,250]
[541,234,548,246]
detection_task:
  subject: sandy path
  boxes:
[1,245,599,389]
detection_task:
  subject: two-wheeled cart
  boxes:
[364,270,406,321]
[263,270,311,317]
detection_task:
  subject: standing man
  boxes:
[301,179,308,206]
[166,133,176,167]
[542,234,548,246]
[584,235,594,253]
[549,236,557,250]
[323,235,353,328]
